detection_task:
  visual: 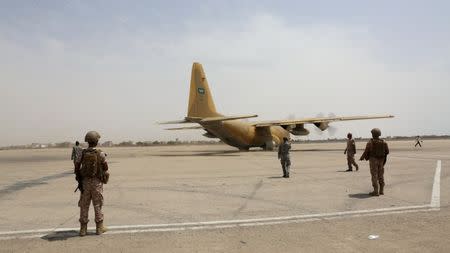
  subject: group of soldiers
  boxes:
[71,131,109,236]
[71,128,391,237]
[278,128,390,196]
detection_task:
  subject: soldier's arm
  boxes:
[71,147,75,160]
[385,142,389,155]
[99,152,109,171]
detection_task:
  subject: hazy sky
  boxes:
[1,1,450,146]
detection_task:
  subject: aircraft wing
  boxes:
[165,126,204,130]
[159,115,258,125]
[252,115,394,127]
[199,114,258,123]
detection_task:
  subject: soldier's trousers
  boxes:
[79,177,104,224]
[280,157,291,176]
[369,157,385,191]
[347,154,358,169]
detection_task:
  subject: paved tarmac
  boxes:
[0,140,449,252]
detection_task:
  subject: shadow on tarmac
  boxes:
[0,171,73,199]
[41,230,80,241]
[348,193,373,199]
[336,170,355,173]
[150,150,241,157]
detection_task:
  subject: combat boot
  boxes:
[369,186,379,196]
[379,184,384,195]
[355,165,359,171]
[79,223,87,237]
[345,168,352,172]
[96,221,108,235]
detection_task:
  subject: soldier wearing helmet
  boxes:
[278,137,292,178]
[74,131,109,236]
[344,133,359,172]
[360,128,389,196]
[71,141,83,168]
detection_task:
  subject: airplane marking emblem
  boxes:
[197,87,205,95]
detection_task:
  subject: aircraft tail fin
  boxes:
[187,62,221,118]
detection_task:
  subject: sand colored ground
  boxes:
[0,140,449,252]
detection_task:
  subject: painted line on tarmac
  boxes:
[0,161,442,240]
[430,160,441,208]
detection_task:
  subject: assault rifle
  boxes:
[74,173,83,193]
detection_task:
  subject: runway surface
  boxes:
[0,140,449,252]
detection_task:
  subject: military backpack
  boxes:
[80,149,101,178]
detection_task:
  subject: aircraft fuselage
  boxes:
[199,120,290,150]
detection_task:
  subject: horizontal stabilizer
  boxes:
[200,114,258,123]
[165,126,204,130]
[158,119,191,124]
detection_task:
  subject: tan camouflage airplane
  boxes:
[160,62,394,150]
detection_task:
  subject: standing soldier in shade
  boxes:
[360,128,389,196]
[71,141,83,169]
[344,133,359,172]
[75,131,110,236]
[278,137,292,178]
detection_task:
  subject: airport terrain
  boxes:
[0,140,449,252]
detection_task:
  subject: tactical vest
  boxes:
[370,139,386,158]
[80,148,103,179]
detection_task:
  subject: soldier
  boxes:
[278,137,291,178]
[74,131,110,236]
[71,141,83,169]
[359,128,389,196]
[414,136,423,148]
[344,133,359,172]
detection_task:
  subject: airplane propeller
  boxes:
[287,113,338,137]
[313,112,338,137]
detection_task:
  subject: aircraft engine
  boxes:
[289,125,310,136]
[314,122,329,131]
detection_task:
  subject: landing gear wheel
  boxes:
[263,141,274,151]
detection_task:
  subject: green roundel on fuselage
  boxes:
[197,87,205,95]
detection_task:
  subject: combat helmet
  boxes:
[85,131,101,143]
[371,128,381,138]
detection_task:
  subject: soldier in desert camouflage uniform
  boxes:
[344,133,359,172]
[71,141,83,168]
[278,137,292,178]
[75,131,109,236]
[360,128,389,196]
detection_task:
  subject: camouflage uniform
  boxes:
[345,139,359,171]
[360,138,389,196]
[76,148,108,224]
[278,141,291,177]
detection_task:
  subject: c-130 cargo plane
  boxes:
[160,63,394,151]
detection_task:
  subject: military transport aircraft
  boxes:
[160,63,394,150]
